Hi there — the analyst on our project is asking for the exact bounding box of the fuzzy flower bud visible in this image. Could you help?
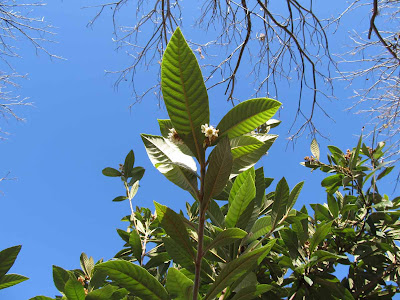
[168,128,184,145]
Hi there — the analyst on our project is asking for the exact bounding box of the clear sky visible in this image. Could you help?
[0,1,396,299]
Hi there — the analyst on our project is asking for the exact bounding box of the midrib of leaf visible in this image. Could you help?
[177,44,203,165]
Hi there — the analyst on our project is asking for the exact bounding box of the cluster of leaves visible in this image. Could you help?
[0,245,27,290]
[28,28,400,300]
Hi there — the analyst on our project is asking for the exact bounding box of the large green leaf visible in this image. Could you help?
[145,252,171,269]
[0,273,28,290]
[53,265,71,293]
[163,237,193,270]
[309,221,333,253]
[287,182,304,212]
[217,98,281,139]
[230,134,277,177]
[230,136,264,159]
[203,137,233,208]
[123,150,135,177]
[204,228,247,253]
[163,237,213,282]
[0,245,21,278]
[64,278,86,300]
[155,202,195,259]
[95,260,169,300]
[207,199,225,228]
[129,230,142,262]
[161,27,209,164]
[230,284,274,300]
[271,177,290,229]
[204,241,275,300]
[141,134,198,197]
[225,168,256,228]
[248,216,272,243]
[86,285,117,300]
[166,268,195,300]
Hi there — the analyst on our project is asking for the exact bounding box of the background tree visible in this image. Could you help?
[88,0,400,147]
[0,1,59,139]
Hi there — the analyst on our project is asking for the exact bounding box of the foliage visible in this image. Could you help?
[30,28,400,300]
[0,245,28,290]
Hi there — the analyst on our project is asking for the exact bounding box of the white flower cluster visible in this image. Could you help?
[201,124,219,141]
[168,128,184,145]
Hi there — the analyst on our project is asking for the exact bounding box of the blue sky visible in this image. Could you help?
[0,1,396,299]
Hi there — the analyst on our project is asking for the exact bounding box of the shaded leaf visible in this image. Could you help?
[102,168,121,177]
[0,245,21,278]
[204,241,275,300]
[155,202,195,259]
[204,228,247,253]
[310,221,333,253]
[112,196,128,202]
[231,284,274,300]
[271,178,290,228]
[129,230,142,262]
[203,137,233,207]
[0,273,28,290]
[123,150,135,177]
[52,265,71,293]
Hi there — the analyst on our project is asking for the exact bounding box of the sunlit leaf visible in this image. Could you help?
[141,134,198,197]
[230,134,277,177]
[217,98,281,139]
[166,268,195,300]
[161,27,209,164]
[64,278,86,300]
[0,273,28,290]
[96,260,169,300]
[310,138,320,160]
[226,168,256,228]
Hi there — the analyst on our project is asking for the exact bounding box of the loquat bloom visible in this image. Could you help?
[201,124,219,141]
